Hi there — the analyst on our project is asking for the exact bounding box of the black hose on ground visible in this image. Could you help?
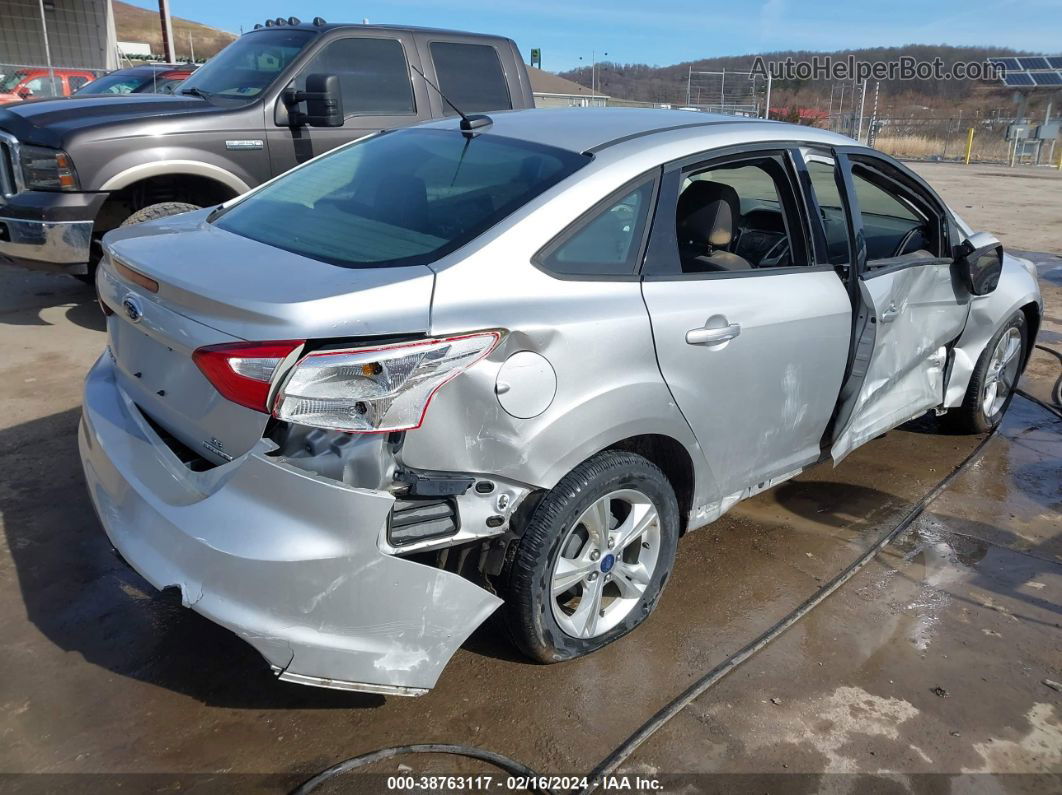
[1028,343,1062,412]
[293,389,1061,794]
[291,743,549,795]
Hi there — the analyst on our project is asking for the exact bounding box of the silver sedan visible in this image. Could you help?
[81,108,1042,695]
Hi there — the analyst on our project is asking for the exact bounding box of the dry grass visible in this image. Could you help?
[114,0,235,62]
[875,134,1013,163]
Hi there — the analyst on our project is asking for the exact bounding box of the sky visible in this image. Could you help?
[127,0,1062,72]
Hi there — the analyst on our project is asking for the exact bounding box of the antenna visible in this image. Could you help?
[409,63,492,134]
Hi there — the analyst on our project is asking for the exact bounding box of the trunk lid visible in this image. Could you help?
[99,210,435,465]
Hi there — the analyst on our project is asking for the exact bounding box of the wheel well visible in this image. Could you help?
[1020,302,1041,368]
[95,174,238,238]
[607,434,695,533]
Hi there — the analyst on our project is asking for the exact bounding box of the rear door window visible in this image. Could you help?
[430,42,512,113]
[298,37,414,116]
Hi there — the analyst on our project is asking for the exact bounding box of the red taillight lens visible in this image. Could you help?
[192,340,304,412]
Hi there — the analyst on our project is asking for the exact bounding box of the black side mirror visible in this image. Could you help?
[955,232,1003,296]
[283,73,343,127]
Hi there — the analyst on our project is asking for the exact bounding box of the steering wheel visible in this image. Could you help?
[759,236,791,267]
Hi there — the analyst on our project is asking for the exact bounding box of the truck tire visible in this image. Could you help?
[75,202,202,284]
[945,311,1027,434]
[120,201,201,227]
[502,450,679,664]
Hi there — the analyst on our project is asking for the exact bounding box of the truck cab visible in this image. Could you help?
[0,19,532,277]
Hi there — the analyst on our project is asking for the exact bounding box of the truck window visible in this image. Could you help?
[23,76,63,97]
[429,42,512,114]
[177,28,315,101]
[297,37,414,116]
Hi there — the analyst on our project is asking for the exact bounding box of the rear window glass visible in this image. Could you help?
[430,42,513,113]
[213,128,588,268]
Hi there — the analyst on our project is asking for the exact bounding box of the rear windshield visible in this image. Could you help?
[213,128,588,268]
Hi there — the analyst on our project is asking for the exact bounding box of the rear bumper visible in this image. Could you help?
[78,352,501,695]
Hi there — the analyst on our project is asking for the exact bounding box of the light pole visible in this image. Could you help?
[579,51,607,101]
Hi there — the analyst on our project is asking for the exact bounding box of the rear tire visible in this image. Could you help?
[946,311,1026,433]
[501,451,679,664]
[74,202,201,284]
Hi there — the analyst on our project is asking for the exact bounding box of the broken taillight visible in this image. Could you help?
[273,332,501,433]
[192,340,305,412]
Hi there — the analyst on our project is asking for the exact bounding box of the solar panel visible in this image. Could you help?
[1031,71,1062,86]
[1017,57,1050,70]
[1003,72,1035,87]
[1047,56,1062,69]
[990,57,1021,71]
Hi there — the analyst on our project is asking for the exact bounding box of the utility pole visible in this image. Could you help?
[857,80,868,143]
[686,64,692,106]
[159,0,176,63]
[36,0,56,87]
[764,73,772,120]
[868,81,879,147]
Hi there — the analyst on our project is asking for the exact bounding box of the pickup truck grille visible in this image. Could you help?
[0,132,20,197]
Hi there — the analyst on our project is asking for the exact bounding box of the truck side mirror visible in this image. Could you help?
[17,88,31,99]
[283,73,344,127]
[955,231,1003,296]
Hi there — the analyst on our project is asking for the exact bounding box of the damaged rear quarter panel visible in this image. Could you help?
[80,354,502,692]
[402,170,715,511]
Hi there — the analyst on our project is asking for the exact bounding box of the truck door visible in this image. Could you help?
[804,150,971,462]
[267,32,432,174]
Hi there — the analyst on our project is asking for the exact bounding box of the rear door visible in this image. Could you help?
[803,150,971,461]
[640,146,852,501]
[267,31,432,172]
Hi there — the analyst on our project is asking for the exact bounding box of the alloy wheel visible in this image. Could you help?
[550,489,662,639]
[982,327,1022,419]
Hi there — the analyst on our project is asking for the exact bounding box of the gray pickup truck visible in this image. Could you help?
[0,19,533,278]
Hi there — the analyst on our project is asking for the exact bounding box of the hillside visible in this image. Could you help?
[559,44,1039,116]
[114,0,236,62]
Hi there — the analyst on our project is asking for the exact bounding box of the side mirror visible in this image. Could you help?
[283,73,343,127]
[17,88,30,99]
[955,231,1003,296]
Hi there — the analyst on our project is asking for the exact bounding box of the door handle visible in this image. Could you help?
[686,323,741,346]
[880,304,899,323]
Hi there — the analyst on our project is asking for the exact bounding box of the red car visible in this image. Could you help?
[0,67,98,104]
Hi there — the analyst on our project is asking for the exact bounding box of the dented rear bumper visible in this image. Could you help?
[78,352,501,695]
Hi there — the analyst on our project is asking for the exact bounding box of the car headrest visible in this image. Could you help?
[677,180,741,248]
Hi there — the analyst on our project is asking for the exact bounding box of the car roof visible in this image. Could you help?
[420,107,858,155]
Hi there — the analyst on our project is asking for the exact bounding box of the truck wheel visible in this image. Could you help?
[75,202,201,284]
[502,451,679,663]
[120,201,201,227]
[946,311,1027,434]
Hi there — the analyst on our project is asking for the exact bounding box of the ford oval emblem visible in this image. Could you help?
[122,296,143,323]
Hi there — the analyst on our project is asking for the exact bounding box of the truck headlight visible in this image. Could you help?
[20,145,79,191]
